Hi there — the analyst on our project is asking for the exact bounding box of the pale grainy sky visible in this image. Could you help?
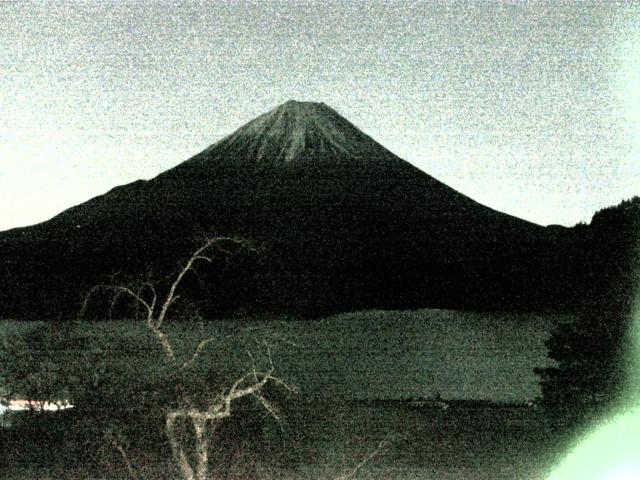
[1,0,639,230]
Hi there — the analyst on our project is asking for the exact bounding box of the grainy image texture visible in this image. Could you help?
[0,1,638,479]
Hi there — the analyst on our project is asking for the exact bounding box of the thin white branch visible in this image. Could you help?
[108,289,126,320]
[264,331,300,348]
[180,336,218,370]
[168,369,278,425]
[109,434,137,480]
[268,375,299,394]
[192,255,214,264]
[157,237,242,328]
[144,281,158,317]
[81,284,153,320]
[252,392,280,421]
[335,439,388,480]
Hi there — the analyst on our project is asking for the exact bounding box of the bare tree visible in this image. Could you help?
[81,237,296,480]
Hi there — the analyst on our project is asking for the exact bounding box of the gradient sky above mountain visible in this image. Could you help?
[1,1,639,230]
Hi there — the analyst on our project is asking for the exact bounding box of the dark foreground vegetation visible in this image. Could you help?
[535,197,640,429]
[2,397,569,480]
[0,310,560,480]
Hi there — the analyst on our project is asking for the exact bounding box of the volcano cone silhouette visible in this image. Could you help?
[0,101,558,319]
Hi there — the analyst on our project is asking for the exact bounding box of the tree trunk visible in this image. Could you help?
[148,320,175,360]
[166,413,196,480]
[193,416,210,480]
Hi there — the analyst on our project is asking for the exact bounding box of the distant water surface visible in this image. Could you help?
[267,309,565,402]
[0,309,565,403]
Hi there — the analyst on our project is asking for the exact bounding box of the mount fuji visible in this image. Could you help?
[0,101,566,319]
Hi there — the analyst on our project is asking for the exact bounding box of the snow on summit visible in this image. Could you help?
[209,100,397,167]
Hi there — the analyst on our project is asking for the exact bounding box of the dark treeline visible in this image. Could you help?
[536,196,640,428]
[0,195,636,321]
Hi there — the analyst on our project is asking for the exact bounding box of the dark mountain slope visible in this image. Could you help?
[1,101,571,319]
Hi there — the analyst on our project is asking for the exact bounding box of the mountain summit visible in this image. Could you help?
[207,100,386,165]
[180,100,407,173]
[229,101,351,157]
[0,101,561,319]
